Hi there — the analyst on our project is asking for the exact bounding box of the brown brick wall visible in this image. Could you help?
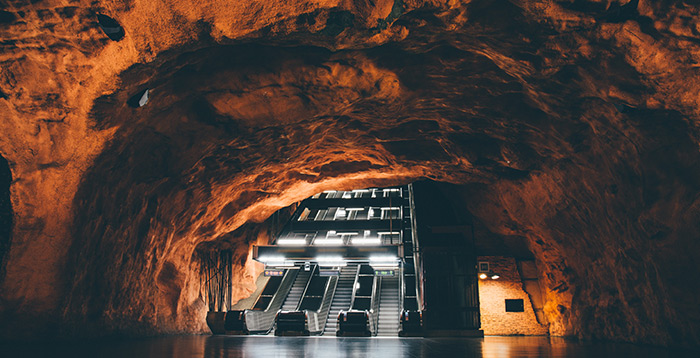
[477,256,548,335]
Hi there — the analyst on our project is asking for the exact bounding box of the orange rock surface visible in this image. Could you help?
[1,0,700,347]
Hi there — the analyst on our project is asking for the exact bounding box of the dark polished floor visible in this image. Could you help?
[2,335,698,357]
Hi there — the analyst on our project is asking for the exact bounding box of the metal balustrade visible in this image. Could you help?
[245,268,299,334]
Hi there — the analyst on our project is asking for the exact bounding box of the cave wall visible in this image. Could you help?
[462,107,700,344]
[0,0,699,347]
[0,155,11,283]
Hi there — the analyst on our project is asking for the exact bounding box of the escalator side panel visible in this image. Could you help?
[245,268,300,333]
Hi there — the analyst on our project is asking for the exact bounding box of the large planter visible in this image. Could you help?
[206,311,227,334]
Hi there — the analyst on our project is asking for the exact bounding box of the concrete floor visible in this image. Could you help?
[2,335,698,357]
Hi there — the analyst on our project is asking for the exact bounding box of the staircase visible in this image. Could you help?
[280,267,314,311]
[322,264,358,336]
[376,275,400,336]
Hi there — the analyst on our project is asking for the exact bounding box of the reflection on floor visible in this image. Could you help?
[2,335,698,358]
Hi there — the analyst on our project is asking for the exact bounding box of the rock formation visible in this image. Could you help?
[1,0,699,347]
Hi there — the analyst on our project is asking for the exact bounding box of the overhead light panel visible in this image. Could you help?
[276,238,307,246]
[316,256,346,267]
[258,255,293,267]
[369,255,399,267]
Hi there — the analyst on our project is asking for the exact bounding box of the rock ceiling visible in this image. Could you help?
[1,0,700,347]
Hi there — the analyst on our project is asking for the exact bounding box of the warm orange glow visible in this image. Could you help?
[1,0,698,344]
[478,256,547,336]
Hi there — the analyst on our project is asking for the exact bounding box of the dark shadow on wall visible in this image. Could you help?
[0,154,12,282]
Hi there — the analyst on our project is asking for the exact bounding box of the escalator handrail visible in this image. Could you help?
[349,264,363,309]
[296,264,318,310]
[400,264,405,318]
[307,274,338,334]
[312,270,335,313]
[321,263,359,335]
[266,268,299,313]
[369,275,382,336]
[244,267,299,334]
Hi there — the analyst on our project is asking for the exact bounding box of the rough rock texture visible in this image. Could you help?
[1,0,700,347]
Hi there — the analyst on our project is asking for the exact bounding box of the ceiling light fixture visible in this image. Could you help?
[276,238,307,246]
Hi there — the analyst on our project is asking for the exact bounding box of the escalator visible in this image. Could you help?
[272,265,315,335]
[337,264,375,336]
[299,271,337,334]
[280,266,314,311]
[322,263,359,336]
[244,268,299,334]
[376,275,400,336]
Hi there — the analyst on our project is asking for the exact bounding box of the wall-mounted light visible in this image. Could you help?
[479,271,500,280]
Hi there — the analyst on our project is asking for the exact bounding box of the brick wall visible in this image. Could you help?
[477,256,548,335]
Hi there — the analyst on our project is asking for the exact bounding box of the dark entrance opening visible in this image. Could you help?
[412,180,481,335]
[0,154,12,281]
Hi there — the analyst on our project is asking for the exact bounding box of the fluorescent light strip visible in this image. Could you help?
[276,239,307,246]
[369,255,398,261]
[316,256,347,267]
[259,255,285,262]
[258,256,294,266]
[369,255,399,265]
